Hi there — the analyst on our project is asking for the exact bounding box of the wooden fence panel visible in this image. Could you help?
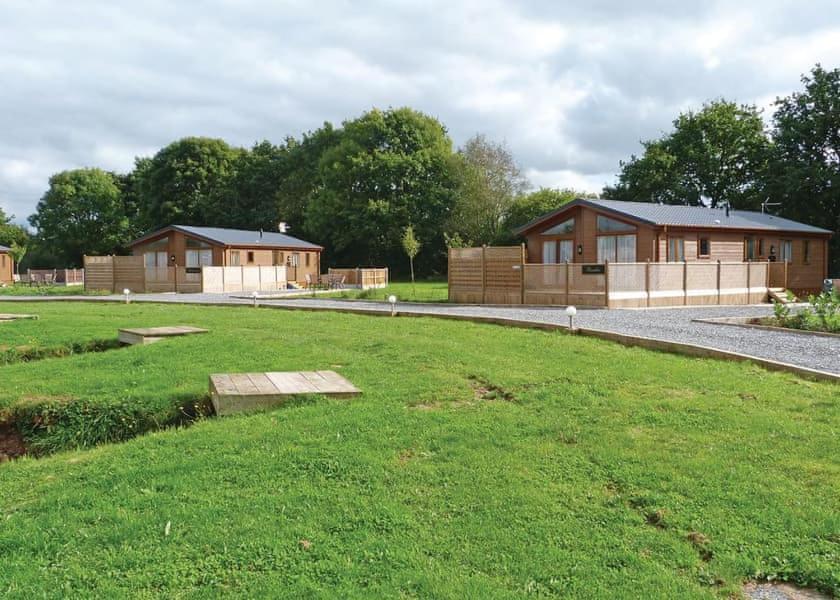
[83,256,114,291]
[484,246,522,304]
[448,248,484,303]
[568,264,607,307]
[685,262,718,305]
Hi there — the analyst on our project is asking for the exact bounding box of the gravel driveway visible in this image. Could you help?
[3,294,838,375]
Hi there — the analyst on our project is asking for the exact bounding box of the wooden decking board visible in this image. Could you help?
[0,314,38,321]
[210,370,361,416]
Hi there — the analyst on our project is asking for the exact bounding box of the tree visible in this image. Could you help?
[769,65,840,273]
[137,137,242,230]
[7,242,26,276]
[305,107,458,275]
[401,225,421,291]
[28,169,131,266]
[449,134,529,245]
[0,206,28,248]
[605,100,771,209]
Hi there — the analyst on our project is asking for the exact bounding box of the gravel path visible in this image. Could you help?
[2,294,838,375]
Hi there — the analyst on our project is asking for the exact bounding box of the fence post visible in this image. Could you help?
[784,259,789,290]
[716,260,722,304]
[604,260,610,308]
[565,261,570,306]
[683,260,688,305]
[746,260,751,304]
[481,245,487,305]
[520,243,525,305]
[447,249,452,302]
[645,260,651,308]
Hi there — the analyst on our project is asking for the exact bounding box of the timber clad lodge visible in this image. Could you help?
[515,199,831,293]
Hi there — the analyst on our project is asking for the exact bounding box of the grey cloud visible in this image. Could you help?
[1,0,838,222]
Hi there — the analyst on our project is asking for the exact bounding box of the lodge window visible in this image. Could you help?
[230,251,241,266]
[597,234,636,263]
[744,237,756,261]
[144,251,167,268]
[273,250,284,265]
[780,240,792,262]
[305,253,310,267]
[541,218,575,235]
[803,240,810,264]
[698,237,710,257]
[247,251,255,264]
[668,237,685,262]
[597,215,635,232]
[758,239,764,256]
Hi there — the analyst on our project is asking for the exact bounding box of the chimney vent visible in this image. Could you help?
[278,222,288,233]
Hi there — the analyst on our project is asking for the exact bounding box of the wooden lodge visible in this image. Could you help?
[0,245,12,284]
[515,199,832,294]
[128,225,322,284]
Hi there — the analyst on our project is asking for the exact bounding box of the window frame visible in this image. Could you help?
[744,237,756,261]
[803,240,810,264]
[246,251,255,264]
[596,214,637,233]
[597,234,636,263]
[668,237,685,262]
[230,250,241,266]
[698,237,710,258]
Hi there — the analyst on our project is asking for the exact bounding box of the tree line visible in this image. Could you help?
[2,64,838,275]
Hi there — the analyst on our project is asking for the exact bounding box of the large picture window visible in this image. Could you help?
[597,234,636,263]
[542,241,557,263]
[780,240,792,262]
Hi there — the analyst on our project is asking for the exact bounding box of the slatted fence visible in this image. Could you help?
[448,246,772,308]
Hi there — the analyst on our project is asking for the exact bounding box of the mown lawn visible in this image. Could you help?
[321,279,449,302]
[0,284,108,296]
[0,302,838,598]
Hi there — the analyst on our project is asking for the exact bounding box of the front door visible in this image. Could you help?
[287,253,299,282]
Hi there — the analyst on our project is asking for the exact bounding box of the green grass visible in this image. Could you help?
[0,302,838,598]
[0,284,108,296]
[319,279,449,302]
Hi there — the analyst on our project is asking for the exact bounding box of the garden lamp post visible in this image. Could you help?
[252,290,259,308]
[388,294,397,316]
[123,288,131,305]
[565,305,577,331]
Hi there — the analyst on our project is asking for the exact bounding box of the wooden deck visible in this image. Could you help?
[210,370,361,416]
[118,325,208,345]
[0,313,38,321]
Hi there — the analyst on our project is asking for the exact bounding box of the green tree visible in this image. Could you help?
[0,206,29,248]
[449,134,529,245]
[605,100,771,208]
[8,242,26,276]
[769,65,840,274]
[401,225,421,290]
[137,137,242,230]
[28,169,130,266]
[305,107,458,274]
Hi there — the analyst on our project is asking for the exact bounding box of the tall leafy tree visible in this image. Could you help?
[449,134,529,245]
[28,168,131,266]
[0,206,29,248]
[605,100,770,208]
[305,107,458,273]
[769,64,840,273]
[137,137,242,230]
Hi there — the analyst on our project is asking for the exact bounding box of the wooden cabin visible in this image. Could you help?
[128,225,323,284]
[515,199,833,294]
[0,245,13,284]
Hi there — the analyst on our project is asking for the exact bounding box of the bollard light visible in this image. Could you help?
[123,288,131,305]
[565,305,577,330]
[252,290,259,308]
[388,294,397,316]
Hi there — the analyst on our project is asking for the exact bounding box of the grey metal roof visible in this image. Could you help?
[131,225,322,250]
[517,198,833,235]
[0,245,9,252]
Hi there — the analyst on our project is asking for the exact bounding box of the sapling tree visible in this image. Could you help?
[401,225,421,294]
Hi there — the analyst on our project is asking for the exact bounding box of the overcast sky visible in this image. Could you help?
[2,1,839,225]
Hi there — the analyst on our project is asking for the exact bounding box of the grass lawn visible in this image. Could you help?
[0,284,108,296]
[0,302,838,598]
[320,279,449,303]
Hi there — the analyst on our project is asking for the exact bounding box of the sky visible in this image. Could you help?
[1,0,839,225]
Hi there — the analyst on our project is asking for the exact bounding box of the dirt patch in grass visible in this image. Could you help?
[0,422,26,461]
[410,376,517,410]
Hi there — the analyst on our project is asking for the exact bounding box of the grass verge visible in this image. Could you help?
[0,301,837,597]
